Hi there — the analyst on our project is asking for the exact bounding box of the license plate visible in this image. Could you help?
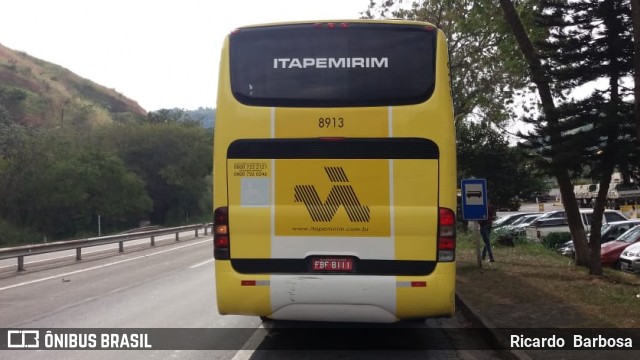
[312,257,353,272]
[621,262,629,269]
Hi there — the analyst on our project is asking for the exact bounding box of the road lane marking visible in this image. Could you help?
[232,350,254,360]
[231,324,267,360]
[0,239,212,292]
[190,259,214,269]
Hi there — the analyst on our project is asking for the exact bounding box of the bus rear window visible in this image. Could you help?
[229,23,437,107]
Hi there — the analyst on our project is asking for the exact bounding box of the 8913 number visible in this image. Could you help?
[318,117,344,128]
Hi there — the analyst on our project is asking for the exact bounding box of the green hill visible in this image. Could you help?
[0,42,146,127]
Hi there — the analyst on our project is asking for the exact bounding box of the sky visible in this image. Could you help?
[1,0,373,112]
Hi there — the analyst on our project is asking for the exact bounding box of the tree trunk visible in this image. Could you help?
[498,0,590,266]
[558,173,589,266]
[587,149,616,276]
[588,178,609,276]
[586,0,626,275]
[631,0,640,144]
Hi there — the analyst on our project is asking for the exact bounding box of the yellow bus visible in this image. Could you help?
[213,20,456,323]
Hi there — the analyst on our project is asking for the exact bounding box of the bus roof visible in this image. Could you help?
[231,19,439,33]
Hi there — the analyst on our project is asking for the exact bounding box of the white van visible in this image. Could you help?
[525,208,628,241]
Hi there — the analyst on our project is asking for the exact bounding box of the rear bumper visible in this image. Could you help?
[619,258,640,273]
[215,260,455,322]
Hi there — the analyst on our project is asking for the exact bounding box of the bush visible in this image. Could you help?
[0,219,42,248]
[542,232,572,249]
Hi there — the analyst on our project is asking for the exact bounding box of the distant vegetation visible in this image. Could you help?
[188,107,215,128]
[0,110,213,247]
[0,44,213,247]
[147,107,215,128]
[0,43,146,127]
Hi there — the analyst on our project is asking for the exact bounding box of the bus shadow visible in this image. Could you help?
[249,320,454,351]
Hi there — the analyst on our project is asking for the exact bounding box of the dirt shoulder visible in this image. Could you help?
[455,232,640,359]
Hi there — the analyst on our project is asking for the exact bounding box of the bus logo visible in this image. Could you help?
[7,330,39,348]
[294,167,370,223]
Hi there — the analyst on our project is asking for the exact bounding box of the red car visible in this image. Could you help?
[600,225,640,268]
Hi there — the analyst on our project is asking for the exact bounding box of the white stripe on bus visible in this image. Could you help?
[388,107,396,248]
[271,236,394,259]
[269,274,397,322]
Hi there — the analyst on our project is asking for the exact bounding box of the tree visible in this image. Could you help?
[363,0,554,211]
[0,130,151,239]
[632,0,640,142]
[363,0,534,126]
[499,0,590,267]
[0,105,11,126]
[147,108,200,126]
[96,123,212,225]
[77,149,153,229]
[539,0,634,274]
[500,0,636,274]
[0,87,27,123]
[457,120,549,208]
[0,119,36,228]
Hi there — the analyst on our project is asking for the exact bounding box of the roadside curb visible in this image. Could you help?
[456,293,533,360]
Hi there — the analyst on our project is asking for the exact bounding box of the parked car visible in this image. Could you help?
[619,241,640,274]
[600,225,640,268]
[523,210,569,239]
[526,209,628,241]
[557,220,640,258]
[528,210,566,224]
[496,214,543,245]
[493,212,538,230]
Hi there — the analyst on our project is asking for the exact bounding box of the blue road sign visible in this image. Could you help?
[461,178,488,221]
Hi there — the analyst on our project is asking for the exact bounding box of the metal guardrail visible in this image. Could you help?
[0,223,212,271]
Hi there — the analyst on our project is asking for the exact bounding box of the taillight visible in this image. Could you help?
[214,206,230,260]
[438,208,456,262]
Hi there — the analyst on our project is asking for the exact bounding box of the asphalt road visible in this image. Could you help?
[0,234,496,360]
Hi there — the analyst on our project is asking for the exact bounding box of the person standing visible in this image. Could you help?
[479,202,496,262]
